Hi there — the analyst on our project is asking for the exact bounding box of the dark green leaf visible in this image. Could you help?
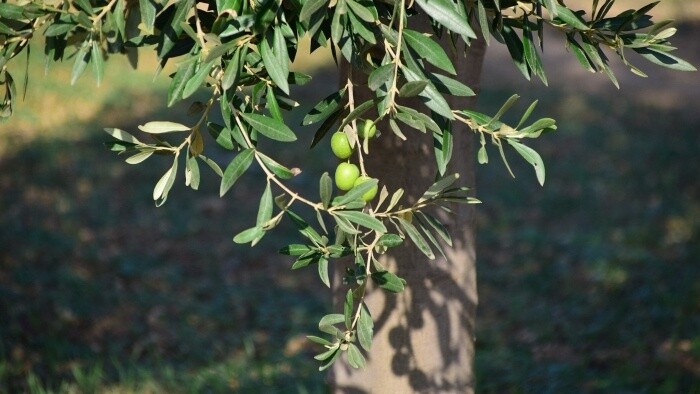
[257,152,296,179]
[414,0,476,38]
[320,172,333,208]
[371,271,405,293]
[318,257,330,287]
[554,4,589,30]
[280,244,312,255]
[507,139,545,186]
[70,41,90,85]
[403,29,456,74]
[256,182,273,226]
[219,148,254,196]
[168,59,197,106]
[368,63,394,91]
[335,211,387,233]
[397,217,434,259]
[399,80,428,97]
[401,66,453,119]
[300,0,328,25]
[357,303,373,351]
[261,33,289,94]
[303,88,346,125]
[633,47,697,72]
[334,178,378,206]
[239,112,297,142]
[344,289,353,329]
[183,59,215,99]
[378,233,403,248]
[428,73,475,97]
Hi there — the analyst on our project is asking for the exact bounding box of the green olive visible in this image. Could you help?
[335,162,360,191]
[353,175,378,202]
[330,132,353,159]
[359,119,377,139]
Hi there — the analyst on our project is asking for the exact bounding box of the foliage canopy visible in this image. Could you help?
[0,0,694,370]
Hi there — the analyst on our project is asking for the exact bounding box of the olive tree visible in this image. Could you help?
[0,0,694,391]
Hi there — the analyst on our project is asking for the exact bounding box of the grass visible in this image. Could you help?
[1,20,699,394]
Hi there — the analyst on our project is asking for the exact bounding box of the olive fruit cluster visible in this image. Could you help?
[331,120,379,202]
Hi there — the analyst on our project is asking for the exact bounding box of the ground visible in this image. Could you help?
[0,9,698,394]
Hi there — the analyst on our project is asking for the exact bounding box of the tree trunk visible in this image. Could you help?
[330,28,487,394]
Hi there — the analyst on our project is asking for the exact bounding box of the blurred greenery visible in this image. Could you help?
[1,18,699,394]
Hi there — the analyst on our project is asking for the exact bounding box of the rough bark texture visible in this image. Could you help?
[330,28,487,394]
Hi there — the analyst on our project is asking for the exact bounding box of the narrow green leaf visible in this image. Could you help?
[300,0,328,25]
[368,63,394,91]
[138,0,157,34]
[422,173,459,199]
[401,66,453,120]
[199,154,224,177]
[257,152,296,179]
[370,270,405,293]
[70,41,90,85]
[233,226,265,244]
[318,257,330,287]
[378,233,403,248]
[334,178,378,206]
[357,303,373,351]
[125,150,154,164]
[554,4,589,30]
[287,210,324,245]
[347,343,366,369]
[280,244,312,255]
[307,335,334,347]
[303,88,346,125]
[397,217,434,259]
[516,100,538,129]
[344,289,353,329]
[428,73,475,97]
[320,172,333,208]
[239,112,297,142]
[520,118,556,135]
[104,128,141,144]
[414,0,476,38]
[256,183,273,226]
[403,29,456,74]
[335,211,387,233]
[633,47,697,72]
[168,59,197,107]
[90,41,104,87]
[138,121,190,134]
[416,212,452,246]
[399,80,428,97]
[334,214,361,235]
[153,158,178,205]
[221,48,242,91]
[183,59,215,99]
[219,148,254,197]
[186,155,200,190]
[346,0,375,23]
[261,32,289,94]
[507,139,546,186]
[266,86,284,122]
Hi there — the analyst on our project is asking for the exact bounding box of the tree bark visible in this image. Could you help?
[330,28,487,394]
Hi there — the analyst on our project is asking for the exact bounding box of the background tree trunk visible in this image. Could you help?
[330,28,487,394]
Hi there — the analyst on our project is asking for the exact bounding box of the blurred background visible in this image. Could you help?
[1,1,698,392]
